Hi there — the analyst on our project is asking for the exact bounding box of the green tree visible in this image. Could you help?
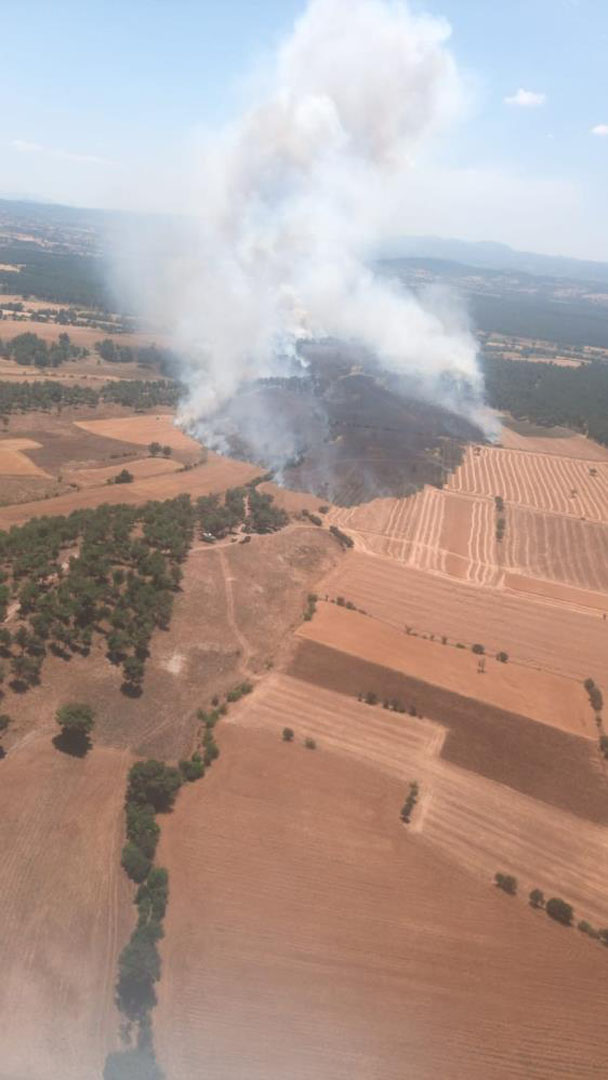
[282,727,295,742]
[126,760,182,812]
[148,442,162,457]
[529,888,545,909]
[121,841,152,884]
[161,445,172,458]
[495,872,518,896]
[56,702,95,737]
[545,897,574,926]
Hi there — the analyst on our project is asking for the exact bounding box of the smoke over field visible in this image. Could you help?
[113,0,490,480]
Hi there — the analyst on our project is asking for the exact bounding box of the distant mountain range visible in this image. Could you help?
[379,236,608,286]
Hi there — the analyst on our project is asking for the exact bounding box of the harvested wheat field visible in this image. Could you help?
[229,674,608,922]
[502,505,608,595]
[448,444,608,522]
[0,452,260,529]
[297,603,592,735]
[0,739,132,1079]
[75,414,201,453]
[499,422,608,461]
[329,487,504,587]
[64,454,182,488]
[155,723,608,1080]
[0,436,50,477]
[320,551,608,681]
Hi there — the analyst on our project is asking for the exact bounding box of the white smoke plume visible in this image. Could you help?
[113,0,490,436]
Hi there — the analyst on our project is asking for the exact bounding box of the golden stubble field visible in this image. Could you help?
[155,723,608,1080]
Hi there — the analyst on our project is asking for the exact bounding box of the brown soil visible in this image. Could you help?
[0,317,167,350]
[0,738,132,1079]
[289,638,608,824]
[499,423,608,460]
[155,724,608,1080]
[64,455,182,488]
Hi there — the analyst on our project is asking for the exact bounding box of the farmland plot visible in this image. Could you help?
[448,444,608,522]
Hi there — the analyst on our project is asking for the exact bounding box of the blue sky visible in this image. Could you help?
[1,0,606,258]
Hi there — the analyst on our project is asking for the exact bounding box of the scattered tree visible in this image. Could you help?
[494,872,518,895]
[529,888,545,909]
[545,897,574,926]
[282,727,295,742]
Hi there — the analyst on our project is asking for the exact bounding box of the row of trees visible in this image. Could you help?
[106,684,242,1078]
[0,331,87,368]
[493,872,608,938]
[0,378,179,416]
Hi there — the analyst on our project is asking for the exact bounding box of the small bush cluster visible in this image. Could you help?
[400,781,419,824]
[226,680,253,703]
[495,872,518,895]
[302,509,323,526]
[329,525,354,549]
[584,677,603,714]
[303,593,317,621]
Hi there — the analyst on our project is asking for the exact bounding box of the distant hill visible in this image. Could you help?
[380,236,608,286]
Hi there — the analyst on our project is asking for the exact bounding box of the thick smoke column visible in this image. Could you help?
[116,0,488,436]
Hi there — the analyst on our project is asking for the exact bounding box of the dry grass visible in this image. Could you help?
[75,414,201,453]
[0,437,50,477]
[64,455,182,488]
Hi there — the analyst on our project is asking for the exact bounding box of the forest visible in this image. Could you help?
[482,354,608,446]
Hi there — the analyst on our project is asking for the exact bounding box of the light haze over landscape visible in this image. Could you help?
[2,0,607,259]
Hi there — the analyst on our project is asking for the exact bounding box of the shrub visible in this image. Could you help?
[226,680,253,702]
[116,923,162,1021]
[148,442,162,457]
[529,888,545,909]
[114,468,134,484]
[0,713,11,734]
[126,803,160,860]
[495,872,517,895]
[471,643,485,655]
[126,760,182,812]
[304,737,317,750]
[496,651,509,663]
[577,920,599,938]
[179,753,205,782]
[545,897,574,926]
[136,867,169,925]
[400,780,419,824]
[282,727,295,742]
[121,841,152,884]
[600,735,608,758]
[365,691,378,706]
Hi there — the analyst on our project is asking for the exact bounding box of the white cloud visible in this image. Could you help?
[591,124,608,136]
[11,138,113,166]
[504,88,547,108]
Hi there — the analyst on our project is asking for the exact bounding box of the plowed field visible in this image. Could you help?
[155,724,608,1080]
[0,739,131,1079]
[0,437,50,477]
[65,455,181,487]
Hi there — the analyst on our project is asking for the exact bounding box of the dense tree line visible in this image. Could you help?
[94,340,180,374]
[0,331,87,368]
[482,353,608,446]
[0,378,179,415]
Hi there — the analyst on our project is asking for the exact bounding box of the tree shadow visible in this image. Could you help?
[52,731,92,758]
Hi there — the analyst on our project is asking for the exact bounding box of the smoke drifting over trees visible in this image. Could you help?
[113,0,490,456]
